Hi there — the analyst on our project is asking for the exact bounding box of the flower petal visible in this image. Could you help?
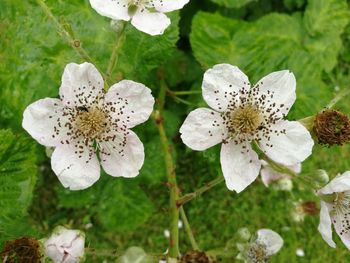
[99,130,144,178]
[180,108,227,151]
[318,201,336,248]
[332,213,350,250]
[51,144,100,190]
[89,0,130,21]
[220,141,261,193]
[104,80,154,128]
[252,70,296,117]
[258,120,314,166]
[152,0,189,12]
[60,62,104,107]
[257,229,284,255]
[318,171,350,195]
[131,9,170,35]
[22,98,65,147]
[202,64,250,112]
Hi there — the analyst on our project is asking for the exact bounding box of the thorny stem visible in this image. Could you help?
[155,77,180,261]
[36,0,109,85]
[176,176,224,207]
[180,207,200,250]
[106,22,127,80]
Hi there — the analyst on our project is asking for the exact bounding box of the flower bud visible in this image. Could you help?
[43,226,85,263]
[314,169,330,186]
[110,20,125,34]
[236,227,251,242]
[0,236,42,263]
[313,109,350,146]
[180,250,215,263]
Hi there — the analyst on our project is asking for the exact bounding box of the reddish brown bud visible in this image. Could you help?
[313,109,350,146]
[1,236,42,263]
[301,201,319,216]
[180,250,216,263]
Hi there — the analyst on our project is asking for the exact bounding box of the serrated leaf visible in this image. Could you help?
[304,0,349,36]
[210,0,257,8]
[97,180,154,233]
[0,130,37,246]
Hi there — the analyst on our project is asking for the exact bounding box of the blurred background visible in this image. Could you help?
[1,0,350,262]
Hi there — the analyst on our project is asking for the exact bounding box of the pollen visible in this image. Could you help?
[230,105,263,135]
[75,107,108,139]
[248,242,269,263]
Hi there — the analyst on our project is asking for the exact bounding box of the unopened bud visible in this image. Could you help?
[313,109,350,146]
[275,178,293,191]
[314,169,329,186]
[110,20,126,34]
[236,227,251,242]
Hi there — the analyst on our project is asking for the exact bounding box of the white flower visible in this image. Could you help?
[317,171,350,249]
[238,229,283,263]
[23,62,154,190]
[89,0,189,36]
[180,64,314,193]
[260,160,301,187]
[44,226,85,263]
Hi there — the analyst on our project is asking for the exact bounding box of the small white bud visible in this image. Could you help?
[275,178,293,191]
[44,226,85,263]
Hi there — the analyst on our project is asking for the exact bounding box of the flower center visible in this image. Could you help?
[230,105,263,135]
[248,242,269,263]
[75,107,108,139]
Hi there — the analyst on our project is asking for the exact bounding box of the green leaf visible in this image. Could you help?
[117,247,154,263]
[0,130,37,246]
[210,0,257,8]
[96,180,154,233]
[117,12,180,84]
[190,8,349,117]
[304,0,349,36]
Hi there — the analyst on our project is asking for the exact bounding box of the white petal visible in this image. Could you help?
[51,144,100,190]
[104,80,154,128]
[180,108,227,151]
[257,229,284,255]
[260,166,285,187]
[332,213,350,250]
[318,201,336,248]
[258,120,314,166]
[22,98,65,147]
[318,171,350,195]
[131,9,171,35]
[252,70,296,117]
[260,162,300,187]
[99,130,144,178]
[202,64,250,112]
[152,0,189,12]
[60,62,104,107]
[89,0,130,21]
[220,141,261,193]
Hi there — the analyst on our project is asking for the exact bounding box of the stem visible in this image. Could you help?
[176,176,224,207]
[155,77,180,261]
[106,22,127,79]
[180,207,199,250]
[36,0,108,82]
[326,88,350,109]
[168,90,202,96]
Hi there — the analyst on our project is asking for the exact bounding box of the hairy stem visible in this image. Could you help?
[180,207,200,250]
[326,88,350,109]
[36,0,108,83]
[176,176,224,207]
[106,22,127,79]
[155,77,180,261]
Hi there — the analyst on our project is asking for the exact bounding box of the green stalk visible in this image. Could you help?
[176,176,224,207]
[155,77,180,261]
[180,207,199,251]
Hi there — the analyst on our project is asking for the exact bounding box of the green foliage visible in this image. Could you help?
[0,130,37,246]
[190,0,349,117]
[210,0,257,8]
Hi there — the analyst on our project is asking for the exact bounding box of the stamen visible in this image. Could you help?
[247,242,269,263]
